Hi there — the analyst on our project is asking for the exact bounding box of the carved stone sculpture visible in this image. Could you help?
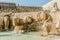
[3,15,10,31]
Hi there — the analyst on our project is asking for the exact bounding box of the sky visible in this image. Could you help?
[0,0,51,6]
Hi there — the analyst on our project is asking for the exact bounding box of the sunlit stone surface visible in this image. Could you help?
[0,0,60,40]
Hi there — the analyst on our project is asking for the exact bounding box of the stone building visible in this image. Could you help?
[0,2,16,9]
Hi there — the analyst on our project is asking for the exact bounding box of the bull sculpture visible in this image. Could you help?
[24,16,35,32]
[12,17,24,34]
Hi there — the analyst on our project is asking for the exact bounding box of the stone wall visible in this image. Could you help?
[14,12,39,20]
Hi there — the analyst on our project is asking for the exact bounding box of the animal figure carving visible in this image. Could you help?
[37,12,52,23]
[24,16,35,32]
[37,12,47,22]
[13,17,20,27]
[37,12,54,36]
[13,17,24,26]
[24,16,34,24]
[12,17,25,34]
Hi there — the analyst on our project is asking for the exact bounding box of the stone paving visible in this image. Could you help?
[0,32,60,40]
